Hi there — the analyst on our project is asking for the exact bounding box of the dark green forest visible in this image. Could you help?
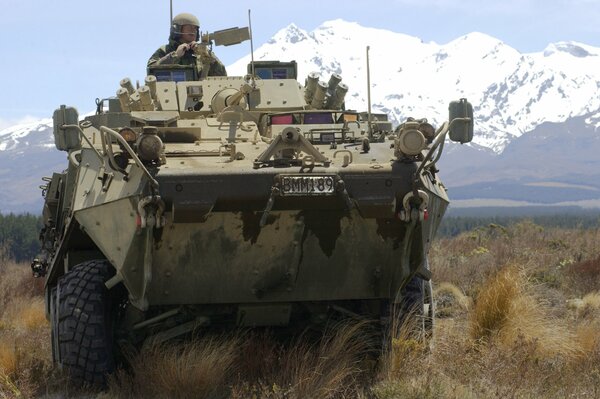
[437,213,600,236]
[1,210,600,263]
[0,213,43,263]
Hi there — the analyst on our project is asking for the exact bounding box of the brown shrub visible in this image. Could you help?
[434,282,472,318]
[566,256,600,295]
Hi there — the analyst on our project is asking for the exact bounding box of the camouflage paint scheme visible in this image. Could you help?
[39,62,471,335]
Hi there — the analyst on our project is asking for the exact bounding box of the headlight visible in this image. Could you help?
[136,134,163,161]
[397,121,426,156]
[119,127,137,143]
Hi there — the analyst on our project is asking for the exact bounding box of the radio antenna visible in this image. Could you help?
[248,9,256,88]
[169,0,173,27]
[366,46,373,138]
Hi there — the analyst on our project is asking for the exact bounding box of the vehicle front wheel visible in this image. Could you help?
[52,259,122,387]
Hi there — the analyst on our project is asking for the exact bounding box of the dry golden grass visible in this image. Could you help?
[469,265,521,340]
[575,320,600,355]
[104,321,374,399]
[105,337,239,399]
[5,298,48,332]
[468,264,579,359]
[4,220,600,398]
[259,321,370,398]
[228,320,374,398]
[372,221,600,399]
[0,340,18,376]
[434,282,472,317]
[0,261,54,399]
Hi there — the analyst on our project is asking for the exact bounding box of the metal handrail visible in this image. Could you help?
[99,126,159,189]
[415,117,471,177]
[414,121,448,178]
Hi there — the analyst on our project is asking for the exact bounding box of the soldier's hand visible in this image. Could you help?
[175,43,190,58]
[192,42,210,58]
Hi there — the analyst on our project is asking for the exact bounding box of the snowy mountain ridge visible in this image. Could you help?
[229,19,600,153]
[0,118,53,152]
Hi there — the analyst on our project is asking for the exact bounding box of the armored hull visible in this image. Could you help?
[35,63,471,386]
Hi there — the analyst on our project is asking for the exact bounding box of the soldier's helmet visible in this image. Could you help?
[170,13,200,41]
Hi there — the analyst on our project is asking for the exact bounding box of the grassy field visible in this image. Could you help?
[2,220,600,398]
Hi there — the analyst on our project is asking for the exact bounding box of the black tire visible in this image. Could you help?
[52,260,120,387]
[403,276,434,334]
[390,276,435,341]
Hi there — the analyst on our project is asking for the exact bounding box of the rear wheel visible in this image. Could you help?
[52,259,122,387]
[381,275,435,353]
[398,276,435,339]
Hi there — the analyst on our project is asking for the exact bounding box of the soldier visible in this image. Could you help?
[148,13,227,78]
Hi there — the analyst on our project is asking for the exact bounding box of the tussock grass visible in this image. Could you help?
[434,282,472,317]
[4,220,600,398]
[0,261,53,398]
[106,337,239,399]
[575,321,600,355]
[470,265,579,359]
[269,321,370,398]
[105,321,374,399]
[230,320,373,398]
[469,266,521,340]
[5,297,48,332]
[0,340,18,376]
[578,292,600,319]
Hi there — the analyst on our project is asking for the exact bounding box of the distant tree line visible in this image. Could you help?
[0,213,43,263]
[438,213,600,237]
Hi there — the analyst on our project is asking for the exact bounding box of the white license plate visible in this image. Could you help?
[280,175,336,196]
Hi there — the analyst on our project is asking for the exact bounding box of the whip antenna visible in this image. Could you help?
[169,0,173,27]
[366,46,373,138]
[248,9,256,88]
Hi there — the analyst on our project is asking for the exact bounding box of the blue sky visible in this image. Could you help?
[1,0,600,129]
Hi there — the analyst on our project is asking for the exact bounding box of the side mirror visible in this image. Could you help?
[52,105,81,151]
[448,98,473,144]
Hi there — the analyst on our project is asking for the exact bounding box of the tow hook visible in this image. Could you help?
[137,195,166,228]
[397,190,429,222]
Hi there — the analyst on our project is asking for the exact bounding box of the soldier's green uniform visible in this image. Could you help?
[147,40,227,78]
[147,12,227,78]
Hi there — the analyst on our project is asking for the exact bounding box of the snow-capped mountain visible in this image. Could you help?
[0,119,64,214]
[2,19,600,213]
[230,20,600,154]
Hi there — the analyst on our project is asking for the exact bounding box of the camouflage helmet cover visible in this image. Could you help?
[170,13,200,40]
[172,13,200,27]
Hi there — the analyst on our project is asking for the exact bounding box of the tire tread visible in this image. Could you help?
[56,260,115,387]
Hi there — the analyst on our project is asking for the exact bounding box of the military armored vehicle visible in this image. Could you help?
[33,40,473,385]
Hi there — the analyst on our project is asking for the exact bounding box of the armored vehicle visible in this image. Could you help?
[33,45,473,385]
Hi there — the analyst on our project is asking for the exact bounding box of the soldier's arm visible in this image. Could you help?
[148,46,179,66]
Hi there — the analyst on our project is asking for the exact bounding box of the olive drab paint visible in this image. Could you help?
[34,35,473,386]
